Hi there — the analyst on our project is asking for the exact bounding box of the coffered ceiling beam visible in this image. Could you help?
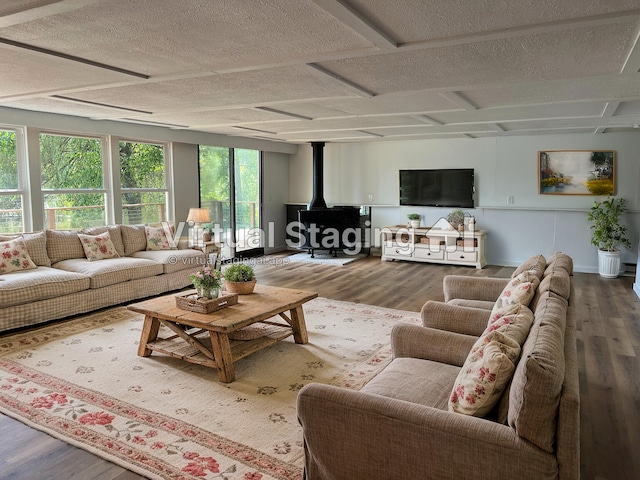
[0,37,149,79]
[412,114,444,126]
[254,106,313,121]
[621,21,640,73]
[601,101,621,117]
[310,0,397,50]
[440,91,478,111]
[307,63,375,98]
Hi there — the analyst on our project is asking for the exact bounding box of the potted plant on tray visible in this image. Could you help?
[223,263,257,294]
[190,265,223,299]
[588,197,632,278]
[446,209,466,232]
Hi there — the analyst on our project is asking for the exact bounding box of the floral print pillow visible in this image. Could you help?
[77,231,121,261]
[0,238,37,274]
[449,304,534,417]
[145,225,175,251]
[491,270,540,317]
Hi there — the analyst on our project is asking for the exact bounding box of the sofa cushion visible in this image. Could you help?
[81,225,125,257]
[0,237,37,274]
[361,357,458,410]
[545,252,573,276]
[78,231,121,261]
[145,225,175,250]
[0,266,90,308]
[53,257,163,289]
[121,224,147,255]
[508,295,567,453]
[46,230,85,264]
[491,270,540,317]
[538,268,571,301]
[447,298,495,310]
[130,248,205,274]
[512,254,546,281]
[0,231,51,267]
[449,304,534,417]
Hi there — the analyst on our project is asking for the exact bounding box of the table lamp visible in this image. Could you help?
[186,207,210,247]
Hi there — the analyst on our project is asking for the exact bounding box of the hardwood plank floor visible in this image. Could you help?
[1,254,638,479]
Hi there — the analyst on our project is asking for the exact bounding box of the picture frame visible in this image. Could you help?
[538,150,615,196]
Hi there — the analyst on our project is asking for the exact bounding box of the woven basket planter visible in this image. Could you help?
[224,278,257,295]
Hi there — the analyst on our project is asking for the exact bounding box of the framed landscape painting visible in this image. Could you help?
[539,150,615,195]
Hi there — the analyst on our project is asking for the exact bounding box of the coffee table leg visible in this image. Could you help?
[209,332,235,383]
[138,315,160,357]
[290,306,309,344]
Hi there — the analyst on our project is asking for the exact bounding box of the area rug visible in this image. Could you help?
[0,297,420,480]
[285,252,365,266]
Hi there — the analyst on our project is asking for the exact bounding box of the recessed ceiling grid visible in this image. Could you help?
[0,0,640,143]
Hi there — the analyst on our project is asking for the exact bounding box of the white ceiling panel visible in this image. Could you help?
[345,0,640,43]
[432,102,608,125]
[0,0,373,76]
[1,1,640,142]
[0,44,134,98]
[66,65,359,112]
[315,22,637,95]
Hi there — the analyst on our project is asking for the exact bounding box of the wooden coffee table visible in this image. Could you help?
[128,284,318,382]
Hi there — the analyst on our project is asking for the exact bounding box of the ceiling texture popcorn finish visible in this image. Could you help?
[1,0,640,144]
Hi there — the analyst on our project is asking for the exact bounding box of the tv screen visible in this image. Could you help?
[399,169,474,207]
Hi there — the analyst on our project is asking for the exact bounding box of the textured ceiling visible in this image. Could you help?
[1,0,640,144]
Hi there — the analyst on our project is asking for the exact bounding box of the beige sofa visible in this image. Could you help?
[0,225,206,332]
[297,253,578,480]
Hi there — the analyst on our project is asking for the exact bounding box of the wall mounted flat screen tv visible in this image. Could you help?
[399,169,474,207]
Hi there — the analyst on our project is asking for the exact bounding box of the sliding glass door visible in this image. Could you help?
[199,146,262,259]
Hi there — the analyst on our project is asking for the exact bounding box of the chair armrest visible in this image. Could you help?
[421,300,490,337]
[391,323,476,367]
[443,275,509,303]
[297,384,557,480]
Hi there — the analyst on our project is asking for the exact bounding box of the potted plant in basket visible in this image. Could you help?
[190,265,223,299]
[588,197,632,278]
[407,213,421,228]
[223,263,257,294]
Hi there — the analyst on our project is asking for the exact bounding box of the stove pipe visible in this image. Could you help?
[309,142,327,209]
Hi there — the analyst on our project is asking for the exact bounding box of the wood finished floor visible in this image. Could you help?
[1,254,639,480]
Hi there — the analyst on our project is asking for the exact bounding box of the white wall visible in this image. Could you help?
[289,133,640,272]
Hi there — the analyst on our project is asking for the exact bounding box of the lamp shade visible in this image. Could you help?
[186,208,210,224]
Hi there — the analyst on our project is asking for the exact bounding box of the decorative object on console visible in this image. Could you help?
[223,263,256,294]
[407,213,421,228]
[186,207,211,247]
[189,264,222,299]
[446,209,465,230]
[587,196,631,278]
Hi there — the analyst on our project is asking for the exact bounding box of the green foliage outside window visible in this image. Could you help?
[0,130,22,232]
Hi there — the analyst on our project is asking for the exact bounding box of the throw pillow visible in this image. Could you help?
[145,225,174,251]
[121,224,148,255]
[491,270,540,317]
[0,231,50,267]
[77,231,121,261]
[511,254,546,281]
[449,304,534,417]
[0,238,37,274]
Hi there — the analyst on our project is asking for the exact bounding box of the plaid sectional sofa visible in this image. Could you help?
[0,225,206,332]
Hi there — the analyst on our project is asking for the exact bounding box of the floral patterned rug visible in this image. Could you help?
[0,297,419,480]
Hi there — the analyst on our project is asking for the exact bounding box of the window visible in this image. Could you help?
[40,133,105,229]
[199,146,261,258]
[0,129,23,233]
[119,141,167,225]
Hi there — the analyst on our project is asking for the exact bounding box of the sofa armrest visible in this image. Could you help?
[443,275,509,303]
[391,323,476,367]
[297,384,557,480]
[421,300,490,337]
